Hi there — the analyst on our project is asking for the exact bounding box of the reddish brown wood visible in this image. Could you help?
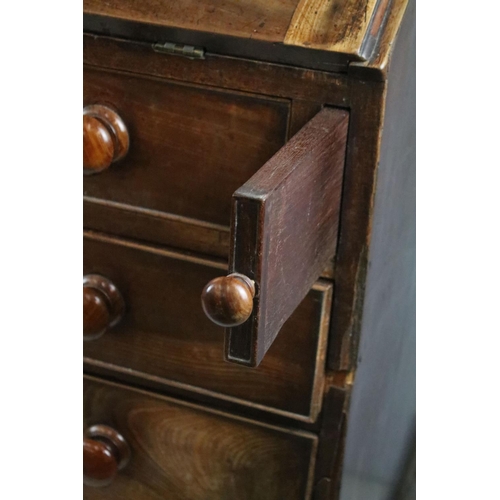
[80,35,394,373]
[83,36,344,280]
[223,108,348,366]
[201,273,255,327]
[83,0,394,71]
[84,424,131,488]
[84,0,301,44]
[83,231,332,422]
[83,105,129,174]
[84,287,111,339]
[84,438,118,486]
[83,67,289,226]
[83,115,114,173]
[84,375,318,499]
[82,34,350,103]
[327,81,385,371]
[83,274,125,340]
[80,1,415,497]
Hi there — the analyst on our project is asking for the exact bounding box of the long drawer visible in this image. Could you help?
[84,376,318,500]
[83,65,289,231]
[83,231,332,422]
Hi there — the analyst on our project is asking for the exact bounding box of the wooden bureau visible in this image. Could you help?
[83,1,416,499]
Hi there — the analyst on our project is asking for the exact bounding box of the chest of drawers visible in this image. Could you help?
[83,1,415,498]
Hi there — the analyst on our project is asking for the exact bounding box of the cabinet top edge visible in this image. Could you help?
[83,0,409,76]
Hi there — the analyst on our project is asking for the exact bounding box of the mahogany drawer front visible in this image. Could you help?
[84,376,317,500]
[83,66,289,227]
[83,232,332,422]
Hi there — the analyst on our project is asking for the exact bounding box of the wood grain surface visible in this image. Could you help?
[83,115,115,173]
[82,33,391,375]
[327,80,386,371]
[284,0,380,57]
[84,66,289,227]
[83,375,318,500]
[80,3,415,497]
[83,0,301,43]
[82,33,350,104]
[83,35,346,272]
[83,104,130,174]
[83,0,393,62]
[226,108,348,366]
[201,274,256,327]
[83,231,332,422]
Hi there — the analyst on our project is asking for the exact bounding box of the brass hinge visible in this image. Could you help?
[152,42,205,60]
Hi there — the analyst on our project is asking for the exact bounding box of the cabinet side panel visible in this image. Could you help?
[340,1,415,498]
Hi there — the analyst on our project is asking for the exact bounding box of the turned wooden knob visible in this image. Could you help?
[83,274,125,341]
[201,273,255,327]
[83,425,131,487]
[83,104,129,174]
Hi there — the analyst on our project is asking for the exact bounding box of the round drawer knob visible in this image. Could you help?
[83,104,129,174]
[83,274,125,341]
[201,273,255,327]
[83,425,131,487]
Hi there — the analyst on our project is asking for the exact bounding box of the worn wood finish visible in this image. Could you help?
[84,13,349,73]
[80,3,415,499]
[84,197,231,261]
[289,100,323,138]
[84,375,318,500]
[349,0,410,80]
[82,34,350,104]
[83,197,335,279]
[83,105,129,174]
[84,0,300,43]
[339,1,415,498]
[83,35,342,279]
[82,21,408,372]
[327,80,385,371]
[81,29,404,373]
[83,0,392,65]
[84,66,289,227]
[284,0,382,58]
[223,108,348,366]
[83,231,332,422]
[81,37,381,372]
[327,5,411,374]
